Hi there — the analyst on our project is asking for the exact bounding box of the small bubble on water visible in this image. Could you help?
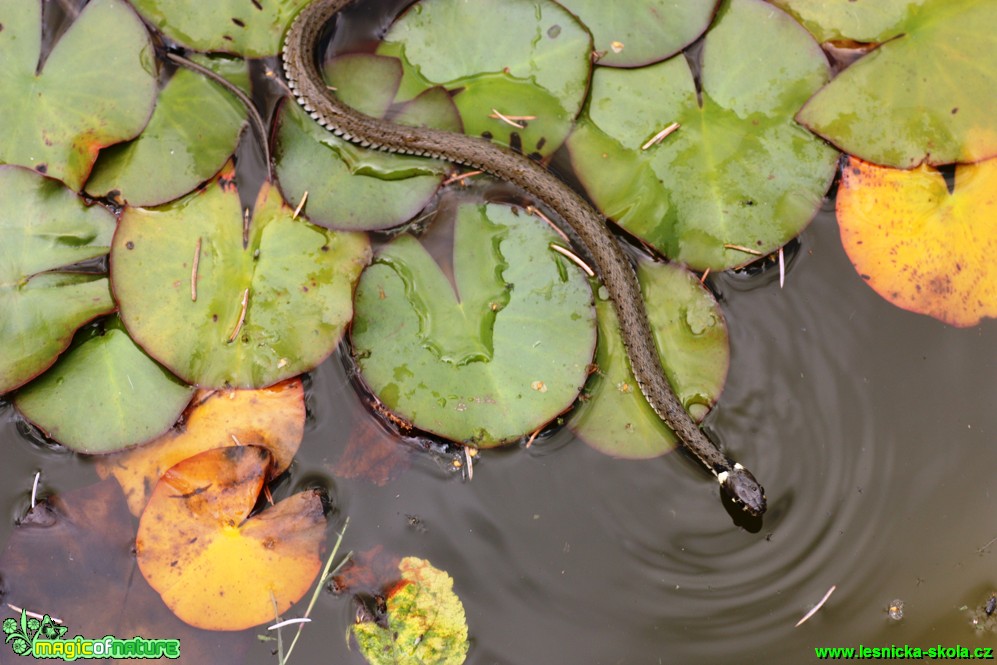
[888,599,904,621]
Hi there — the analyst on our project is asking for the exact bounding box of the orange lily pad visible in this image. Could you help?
[0,479,252,662]
[136,446,326,631]
[837,156,997,327]
[96,378,305,516]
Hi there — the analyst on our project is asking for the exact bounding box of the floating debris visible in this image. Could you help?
[795,585,836,627]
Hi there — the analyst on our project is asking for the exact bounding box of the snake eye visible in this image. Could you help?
[718,463,767,517]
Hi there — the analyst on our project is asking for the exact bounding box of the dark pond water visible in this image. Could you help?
[2,1,996,663]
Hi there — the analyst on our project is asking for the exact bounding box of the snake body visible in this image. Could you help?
[283,0,766,517]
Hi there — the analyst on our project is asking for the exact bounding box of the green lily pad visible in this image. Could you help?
[129,0,311,57]
[0,167,116,394]
[112,166,371,389]
[275,54,459,231]
[85,56,249,206]
[570,260,729,459]
[353,557,469,665]
[13,317,194,453]
[770,0,931,43]
[351,202,596,447]
[568,0,838,270]
[797,0,997,168]
[0,0,157,191]
[558,0,720,67]
[376,0,591,158]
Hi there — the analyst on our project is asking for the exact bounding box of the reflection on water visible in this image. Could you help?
[2,213,996,664]
[3,1,997,662]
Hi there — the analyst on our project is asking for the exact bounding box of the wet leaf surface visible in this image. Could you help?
[13,317,194,453]
[571,261,729,459]
[770,0,931,43]
[352,556,469,665]
[96,378,305,516]
[136,446,327,631]
[129,0,311,57]
[797,0,997,167]
[86,56,249,207]
[0,479,253,663]
[112,166,371,389]
[568,0,837,270]
[0,167,116,393]
[351,202,596,447]
[0,0,157,191]
[275,54,458,232]
[558,0,719,67]
[837,156,997,327]
[376,0,591,159]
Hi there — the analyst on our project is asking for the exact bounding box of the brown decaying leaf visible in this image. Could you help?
[328,413,412,486]
[330,546,402,597]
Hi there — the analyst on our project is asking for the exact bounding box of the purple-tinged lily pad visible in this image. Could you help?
[0,167,116,394]
[0,0,157,191]
[111,165,371,389]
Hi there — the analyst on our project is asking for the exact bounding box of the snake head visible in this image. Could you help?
[717,463,767,517]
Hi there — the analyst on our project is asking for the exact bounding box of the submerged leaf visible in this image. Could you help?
[837,156,997,327]
[136,446,326,631]
[351,202,596,447]
[568,0,837,270]
[797,0,997,167]
[13,317,194,453]
[112,166,371,388]
[0,167,116,393]
[0,0,157,191]
[96,379,305,516]
[353,557,469,665]
[571,261,729,458]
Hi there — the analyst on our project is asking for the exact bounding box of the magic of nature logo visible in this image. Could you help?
[3,609,180,660]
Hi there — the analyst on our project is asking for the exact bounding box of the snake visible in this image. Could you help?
[282,0,767,517]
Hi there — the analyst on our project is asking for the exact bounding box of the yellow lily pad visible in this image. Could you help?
[136,446,326,631]
[837,156,997,326]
